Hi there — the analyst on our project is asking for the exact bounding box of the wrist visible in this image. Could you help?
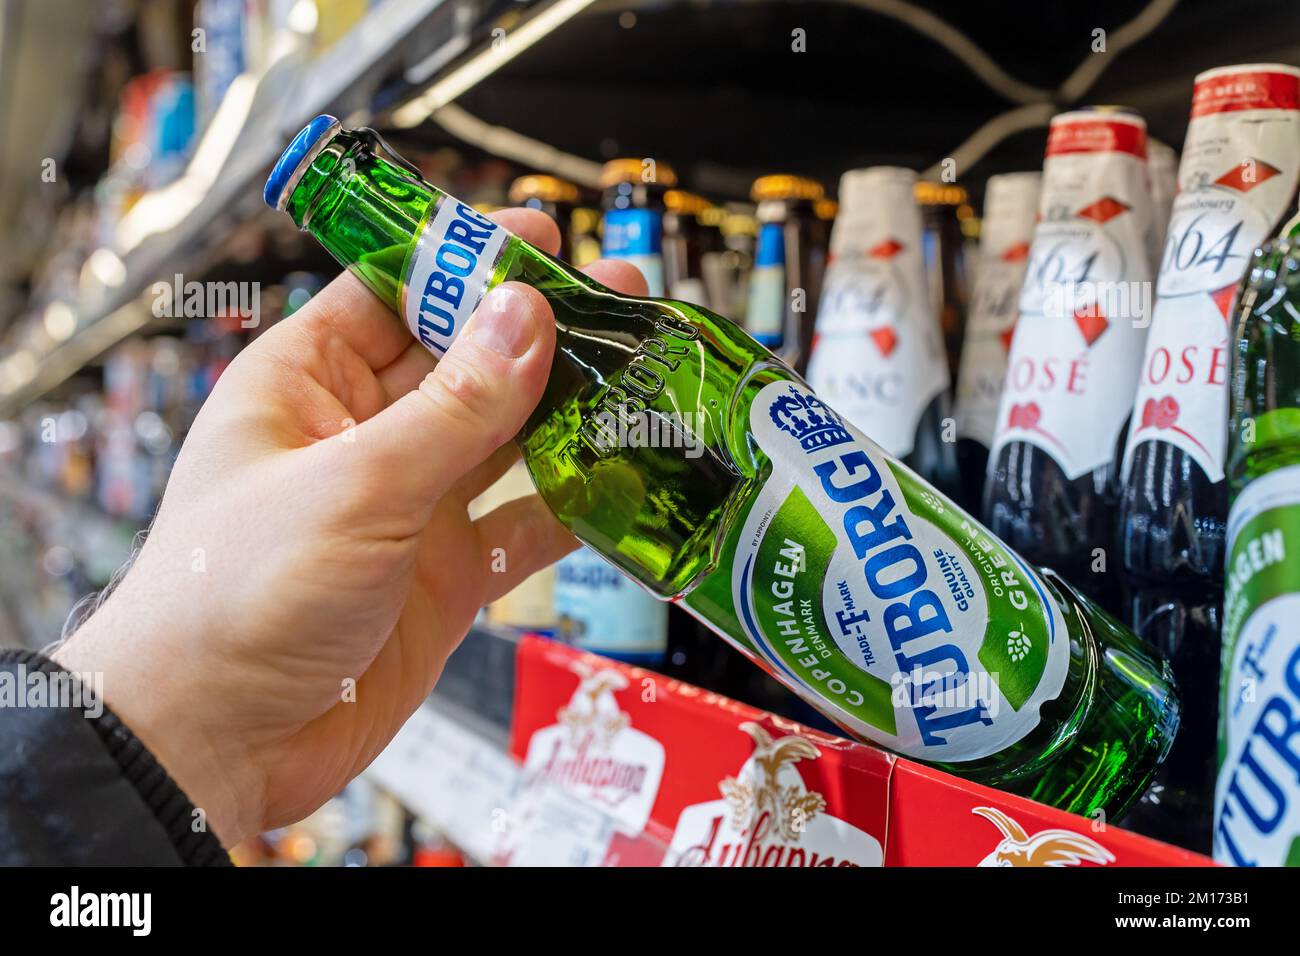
[52,589,261,849]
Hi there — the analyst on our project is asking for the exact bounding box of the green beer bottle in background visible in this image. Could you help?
[265,116,1179,816]
[1217,228,1300,866]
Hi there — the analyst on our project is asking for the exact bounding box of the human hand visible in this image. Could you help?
[54,208,649,848]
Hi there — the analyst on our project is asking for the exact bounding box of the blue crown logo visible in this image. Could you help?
[769,386,851,452]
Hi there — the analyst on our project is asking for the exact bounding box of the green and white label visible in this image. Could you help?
[1215,464,1300,868]
[731,380,1069,762]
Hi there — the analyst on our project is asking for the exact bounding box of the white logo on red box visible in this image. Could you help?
[521,660,665,834]
[664,722,883,867]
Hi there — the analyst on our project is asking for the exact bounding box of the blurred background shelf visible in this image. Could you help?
[1,0,1296,865]
[4,0,1299,415]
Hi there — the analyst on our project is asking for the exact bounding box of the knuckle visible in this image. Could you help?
[420,361,507,443]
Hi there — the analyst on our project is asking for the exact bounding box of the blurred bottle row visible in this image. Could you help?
[231,777,469,867]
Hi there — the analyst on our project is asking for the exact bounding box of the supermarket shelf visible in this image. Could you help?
[0,474,140,647]
[370,631,1212,867]
[0,0,506,417]
[371,626,668,866]
[428,622,522,747]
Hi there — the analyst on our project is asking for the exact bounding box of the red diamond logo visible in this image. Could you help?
[1075,197,1130,224]
[1002,242,1030,263]
[1209,283,1238,321]
[869,239,903,259]
[1214,159,1281,193]
[1074,306,1109,346]
[870,326,898,357]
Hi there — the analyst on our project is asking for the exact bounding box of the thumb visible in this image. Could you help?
[347,281,556,515]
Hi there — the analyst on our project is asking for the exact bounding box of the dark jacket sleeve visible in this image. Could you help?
[0,649,230,865]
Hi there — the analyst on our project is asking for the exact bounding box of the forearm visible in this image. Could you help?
[0,649,230,866]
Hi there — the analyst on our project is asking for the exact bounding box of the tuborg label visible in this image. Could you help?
[402,197,509,356]
[1215,464,1300,867]
[990,113,1155,480]
[1124,66,1300,483]
[732,380,1069,762]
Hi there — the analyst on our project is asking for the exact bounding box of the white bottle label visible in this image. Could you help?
[1215,464,1300,867]
[555,548,668,660]
[1124,68,1300,483]
[955,242,1033,449]
[746,264,787,346]
[808,240,948,459]
[990,116,1154,480]
[955,173,1040,450]
[401,197,510,356]
[729,380,1069,762]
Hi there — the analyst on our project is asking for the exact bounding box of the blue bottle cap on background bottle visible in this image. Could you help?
[264,114,341,211]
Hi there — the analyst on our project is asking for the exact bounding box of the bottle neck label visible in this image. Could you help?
[955,239,1034,448]
[1124,77,1300,483]
[990,145,1154,479]
[1215,463,1300,866]
[730,380,1068,761]
[955,178,1040,448]
[807,237,949,459]
[401,197,510,356]
[746,222,788,347]
[603,208,665,296]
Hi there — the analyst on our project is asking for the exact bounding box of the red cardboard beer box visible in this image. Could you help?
[886,760,1212,866]
[509,635,893,867]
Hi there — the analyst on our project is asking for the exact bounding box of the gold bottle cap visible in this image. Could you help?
[750,174,824,203]
[570,207,601,233]
[720,212,758,237]
[508,174,581,205]
[914,181,969,206]
[698,204,726,228]
[664,189,710,216]
[600,158,678,189]
[814,198,838,221]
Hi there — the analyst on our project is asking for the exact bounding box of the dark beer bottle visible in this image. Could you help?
[662,188,711,307]
[954,173,1041,513]
[508,173,582,260]
[1118,64,1300,851]
[984,108,1156,608]
[744,174,828,373]
[807,167,959,497]
[916,180,972,381]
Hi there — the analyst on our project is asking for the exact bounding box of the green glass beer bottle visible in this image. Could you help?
[265,116,1179,816]
[1217,226,1300,866]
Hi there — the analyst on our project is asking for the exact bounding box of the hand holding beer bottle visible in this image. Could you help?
[265,117,1180,818]
[51,203,651,848]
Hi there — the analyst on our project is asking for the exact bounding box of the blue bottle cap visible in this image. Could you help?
[264,114,341,211]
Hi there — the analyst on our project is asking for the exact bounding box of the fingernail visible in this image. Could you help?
[470,285,537,358]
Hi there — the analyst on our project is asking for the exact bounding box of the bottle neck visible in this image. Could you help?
[287,132,519,355]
